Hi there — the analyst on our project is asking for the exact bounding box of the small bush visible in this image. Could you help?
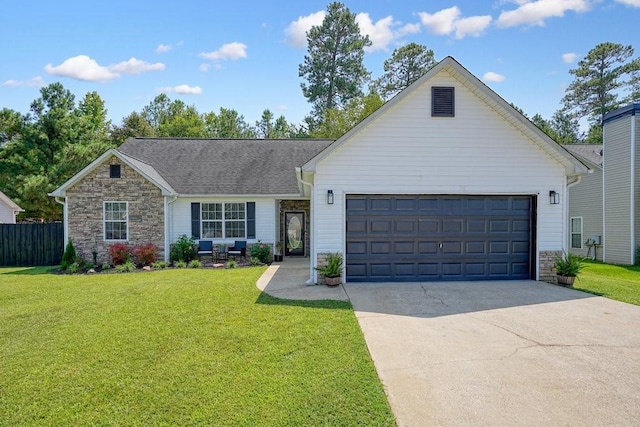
[170,235,197,263]
[175,260,187,268]
[152,261,167,269]
[188,259,202,269]
[101,263,111,271]
[109,243,131,266]
[250,241,271,264]
[226,259,237,269]
[61,240,77,270]
[67,262,81,274]
[132,243,158,266]
[250,257,262,266]
[115,260,136,273]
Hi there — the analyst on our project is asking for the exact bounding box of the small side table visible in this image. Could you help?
[214,247,228,262]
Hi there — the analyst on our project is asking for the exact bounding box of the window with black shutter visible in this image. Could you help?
[431,86,455,117]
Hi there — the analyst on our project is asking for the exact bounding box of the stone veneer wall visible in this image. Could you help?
[65,156,165,264]
[279,200,310,257]
[539,250,561,284]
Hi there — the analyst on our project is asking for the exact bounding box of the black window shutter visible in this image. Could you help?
[191,203,201,239]
[246,202,256,239]
[432,86,455,117]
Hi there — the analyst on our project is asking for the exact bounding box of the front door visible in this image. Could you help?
[285,212,305,256]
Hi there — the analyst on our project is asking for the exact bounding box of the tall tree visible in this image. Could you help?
[204,108,256,138]
[110,111,155,146]
[550,110,582,144]
[311,91,384,139]
[624,69,640,104]
[141,94,171,129]
[562,42,640,125]
[256,109,275,138]
[372,42,436,100]
[298,2,371,121]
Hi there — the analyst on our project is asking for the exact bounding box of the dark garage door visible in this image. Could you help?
[346,195,534,282]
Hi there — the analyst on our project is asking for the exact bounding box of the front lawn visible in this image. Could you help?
[0,267,394,426]
[572,260,640,306]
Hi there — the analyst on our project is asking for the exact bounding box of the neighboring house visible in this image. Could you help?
[602,104,640,265]
[51,56,588,283]
[0,190,24,223]
[564,144,603,261]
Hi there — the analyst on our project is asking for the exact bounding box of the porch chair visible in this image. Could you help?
[227,240,247,259]
[197,240,214,261]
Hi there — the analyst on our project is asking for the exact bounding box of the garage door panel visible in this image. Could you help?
[346,195,532,282]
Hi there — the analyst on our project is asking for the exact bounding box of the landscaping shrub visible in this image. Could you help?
[152,261,167,269]
[132,243,158,266]
[250,240,271,264]
[115,260,136,273]
[188,260,202,269]
[61,240,77,270]
[174,260,187,268]
[226,259,237,269]
[170,235,196,263]
[250,257,262,266]
[109,243,131,266]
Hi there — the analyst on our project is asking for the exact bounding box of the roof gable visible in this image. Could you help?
[302,56,589,176]
[563,144,603,169]
[49,149,176,197]
[0,190,23,212]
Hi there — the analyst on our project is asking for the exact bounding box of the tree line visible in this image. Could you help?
[1,1,639,220]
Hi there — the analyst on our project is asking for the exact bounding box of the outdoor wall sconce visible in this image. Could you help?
[327,190,334,205]
[549,190,560,205]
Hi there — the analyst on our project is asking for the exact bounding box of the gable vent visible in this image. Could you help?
[110,164,121,178]
[432,86,455,117]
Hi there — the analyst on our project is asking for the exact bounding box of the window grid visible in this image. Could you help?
[201,203,246,239]
[225,203,246,238]
[570,217,583,249]
[104,202,128,240]
[201,203,223,238]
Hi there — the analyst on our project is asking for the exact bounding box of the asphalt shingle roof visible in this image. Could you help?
[563,144,603,167]
[117,138,334,195]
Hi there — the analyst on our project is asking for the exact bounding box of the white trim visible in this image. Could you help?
[630,113,636,264]
[103,201,129,242]
[570,217,584,249]
[0,190,23,212]
[200,202,248,239]
[602,125,607,262]
[54,197,68,248]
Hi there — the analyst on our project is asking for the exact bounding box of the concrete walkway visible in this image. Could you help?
[256,265,640,426]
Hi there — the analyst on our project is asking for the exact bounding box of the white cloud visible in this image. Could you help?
[418,6,492,39]
[157,84,203,95]
[356,13,395,51]
[454,15,492,39]
[616,0,640,6]
[562,52,578,63]
[199,42,248,61]
[2,76,45,87]
[419,6,461,35]
[396,22,421,37]
[199,63,211,72]
[483,72,506,82]
[497,0,590,28]
[44,55,165,82]
[110,57,165,74]
[284,10,326,48]
[45,55,120,82]
[156,43,172,54]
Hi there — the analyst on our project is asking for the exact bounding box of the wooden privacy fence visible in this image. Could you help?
[0,223,64,266]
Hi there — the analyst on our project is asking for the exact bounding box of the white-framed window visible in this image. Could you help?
[201,203,223,238]
[200,202,246,239]
[104,201,128,241]
[570,217,583,249]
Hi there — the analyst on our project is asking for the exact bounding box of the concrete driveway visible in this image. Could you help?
[344,280,640,426]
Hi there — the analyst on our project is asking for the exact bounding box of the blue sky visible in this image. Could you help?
[1,0,639,128]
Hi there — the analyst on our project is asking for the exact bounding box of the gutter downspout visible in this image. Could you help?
[296,167,316,285]
[54,196,68,248]
[164,195,178,262]
[630,113,636,264]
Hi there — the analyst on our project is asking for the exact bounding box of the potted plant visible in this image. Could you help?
[315,252,343,286]
[274,241,283,262]
[554,252,585,286]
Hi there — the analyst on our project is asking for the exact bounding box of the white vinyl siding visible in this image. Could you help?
[570,217,583,249]
[568,167,603,260]
[313,70,566,262]
[604,116,634,264]
[104,201,128,241]
[0,202,17,223]
[170,197,275,244]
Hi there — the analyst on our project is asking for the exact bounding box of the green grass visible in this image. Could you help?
[572,260,640,306]
[0,267,394,426]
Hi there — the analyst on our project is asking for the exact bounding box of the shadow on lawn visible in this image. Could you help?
[0,266,57,275]
[255,292,352,310]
